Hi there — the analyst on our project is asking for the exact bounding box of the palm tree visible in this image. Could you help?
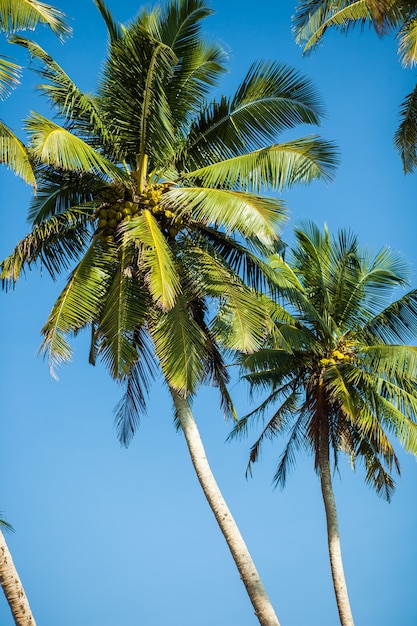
[1,2,338,623]
[0,512,35,626]
[229,222,417,626]
[0,0,70,187]
[292,0,417,173]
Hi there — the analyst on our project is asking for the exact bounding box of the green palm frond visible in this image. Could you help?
[25,113,126,181]
[40,238,117,376]
[0,54,20,98]
[113,335,157,447]
[361,289,417,343]
[398,14,417,66]
[98,24,176,167]
[183,137,338,194]
[11,37,114,148]
[96,243,151,379]
[0,120,35,186]
[1,206,92,287]
[394,82,417,173]
[293,1,372,52]
[93,0,122,43]
[151,295,208,393]
[0,0,71,39]
[124,210,181,311]
[166,186,285,244]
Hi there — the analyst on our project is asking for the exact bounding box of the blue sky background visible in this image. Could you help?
[0,2,416,625]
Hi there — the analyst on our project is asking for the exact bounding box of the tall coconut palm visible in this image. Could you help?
[292,0,417,173]
[0,0,71,187]
[1,2,338,623]
[229,222,417,626]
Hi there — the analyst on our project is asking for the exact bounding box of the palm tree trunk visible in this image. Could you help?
[0,529,36,626]
[319,436,354,626]
[170,388,280,626]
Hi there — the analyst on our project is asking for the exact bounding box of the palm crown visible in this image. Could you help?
[1,0,338,443]
[232,221,417,497]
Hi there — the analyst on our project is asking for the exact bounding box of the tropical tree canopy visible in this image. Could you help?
[292,0,417,173]
[232,221,417,497]
[1,0,338,443]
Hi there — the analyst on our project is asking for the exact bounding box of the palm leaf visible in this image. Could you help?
[93,0,122,43]
[25,112,126,181]
[123,210,181,311]
[182,137,338,193]
[0,54,20,98]
[0,0,71,39]
[40,238,117,376]
[166,186,285,244]
[0,120,35,186]
[394,82,417,173]
[1,206,92,287]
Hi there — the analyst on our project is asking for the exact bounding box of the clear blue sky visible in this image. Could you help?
[0,2,416,625]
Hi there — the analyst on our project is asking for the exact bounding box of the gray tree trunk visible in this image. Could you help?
[170,388,280,626]
[0,528,36,626]
[319,438,355,626]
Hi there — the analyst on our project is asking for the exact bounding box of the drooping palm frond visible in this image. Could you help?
[293,1,372,52]
[11,37,115,149]
[123,210,181,311]
[0,0,71,39]
[0,54,20,98]
[0,206,92,287]
[40,238,117,376]
[394,82,417,173]
[25,113,127,182]
[398,13,417,66]
[0,120,35,185]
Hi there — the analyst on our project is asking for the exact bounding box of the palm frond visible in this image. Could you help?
[40,238,117,376]
[96,243,151,379]
[394,82,417,173]
[183,137,339,194]
[11,37,115,149]
[25,113,125,181]
[0,120,35,186]
[93,0,122,43]
[0,0,71,39]
[1,206,92,288]
[123,210,181,311]
[150,296,208,394]
[398,14,417,67]
[0,54,20,98]
[166,185,285,245]
[361,289,417,343]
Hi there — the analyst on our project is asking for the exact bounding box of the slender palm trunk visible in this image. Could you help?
[170,388,280,626]
[0,529,36,626]
[319,436,354,626]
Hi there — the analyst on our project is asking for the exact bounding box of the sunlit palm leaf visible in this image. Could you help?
[25,113,126,181]
[124,210,181,311]
[40,238,117,376]
[0,54,20,98]
[0,0,71,39]
[166,186,285,244]
[0,120,35,186]
[183,137,338,193]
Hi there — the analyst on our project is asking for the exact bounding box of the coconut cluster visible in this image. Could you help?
[94,182,180,238]
[318,349,354,367]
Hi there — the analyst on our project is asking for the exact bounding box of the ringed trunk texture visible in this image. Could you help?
[170,388,280,626]
[319,439,355,626]
[0,529,36,626]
